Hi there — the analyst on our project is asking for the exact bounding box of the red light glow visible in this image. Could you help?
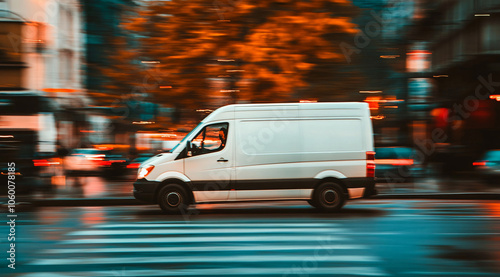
[33,159,50,167]
[489,95,500,101]
[366,151,376,178]
[376,159,414,166]
[126,163,140,169]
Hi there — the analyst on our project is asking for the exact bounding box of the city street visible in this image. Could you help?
[3,199,500,276]
[2,0,500,276]
[23,175,500,201]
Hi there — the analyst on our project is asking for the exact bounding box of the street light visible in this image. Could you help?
[359,91,382,94]
[380,55,400,59]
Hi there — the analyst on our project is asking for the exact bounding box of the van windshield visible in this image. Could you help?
[170,122,204,152]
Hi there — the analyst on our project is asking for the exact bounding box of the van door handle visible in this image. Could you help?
[217,158,228,162]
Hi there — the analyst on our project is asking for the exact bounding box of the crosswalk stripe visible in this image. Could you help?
[59,235,350,244]
[24,218,390,276]
[29,254,382,266]
[43,244,368,254]
[68,227,346,236]
[18,266,389,276]
[404,271,499,276]
[94,223,340,228]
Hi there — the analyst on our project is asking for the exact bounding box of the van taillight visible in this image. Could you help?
[366,151,375,178]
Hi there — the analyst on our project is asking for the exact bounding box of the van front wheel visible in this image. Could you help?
[314,182,345,212]
[307,200,318,208]
[158,184,189,214]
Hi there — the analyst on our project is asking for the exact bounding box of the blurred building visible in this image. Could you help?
[0,0,85,101]
[410,0,500,168]
[80,0,152,151]
[81,0,137,92]
[352,0,419,146]
[0,0,88,150]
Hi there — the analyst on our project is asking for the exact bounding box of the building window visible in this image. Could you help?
[59,50,74,84]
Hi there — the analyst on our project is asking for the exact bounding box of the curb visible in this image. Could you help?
[32,198,144,207]
[2,198,144,208]
[4,193,500,207]
[372,193,500,200]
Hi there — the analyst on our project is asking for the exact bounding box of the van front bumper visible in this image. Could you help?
[133,179,161,203]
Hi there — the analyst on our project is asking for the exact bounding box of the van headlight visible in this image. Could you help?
[138,165,155,179]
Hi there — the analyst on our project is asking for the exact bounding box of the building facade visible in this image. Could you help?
[81,0,136,92]
[410,0,500,168]
[0,0,87,149]
[0,0,85,100]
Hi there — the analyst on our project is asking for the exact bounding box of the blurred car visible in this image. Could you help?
[375,147,422,182]
[126,153,155,179]
[64,148,106,176]
[1,144,32,194]
[473,150,500,183]
[0,144,56,195]
[65,148,131,177]
[100,150,130,178]
[127,153,155,169]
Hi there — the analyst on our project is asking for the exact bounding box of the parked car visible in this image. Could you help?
[64,148,106,176]
[100,150,130,179]
[0,144,55,195]
[127,153,155,170]
[134,102,376,214]
[126,153,155,179]
[375,147,422,182]
[1,144,33,195]
[473,150,500,184]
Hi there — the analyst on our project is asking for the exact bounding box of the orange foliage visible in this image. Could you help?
[98,0,364,112]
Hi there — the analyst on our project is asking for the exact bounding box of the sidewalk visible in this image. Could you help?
[374,176,500,200]
[5,175,500,207]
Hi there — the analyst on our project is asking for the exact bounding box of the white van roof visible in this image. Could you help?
[203,102,370,122]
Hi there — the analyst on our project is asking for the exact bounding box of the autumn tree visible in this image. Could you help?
[100,0,365,114]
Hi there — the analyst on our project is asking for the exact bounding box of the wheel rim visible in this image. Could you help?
[322,189,338,205]
[166,191,182,207]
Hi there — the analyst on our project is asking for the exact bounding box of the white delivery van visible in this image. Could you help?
[133,102,376,213]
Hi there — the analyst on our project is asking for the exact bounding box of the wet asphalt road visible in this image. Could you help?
[2,199,500,276]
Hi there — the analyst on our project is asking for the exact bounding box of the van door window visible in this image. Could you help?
[191,123,228,156]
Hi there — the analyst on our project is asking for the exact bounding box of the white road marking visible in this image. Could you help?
[404,271,498,276]
[68,227,346,236]
[94,223,341,228]
[19,267,389,276]
[43,244,368,254]
[30,254,382,266]
[59,235,350,244]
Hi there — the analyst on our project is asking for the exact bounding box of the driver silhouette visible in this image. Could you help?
[217,127,228,151]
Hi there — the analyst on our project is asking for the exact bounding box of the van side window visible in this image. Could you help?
[191,123,228,156]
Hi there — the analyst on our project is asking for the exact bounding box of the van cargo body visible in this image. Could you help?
[133,102,376,213]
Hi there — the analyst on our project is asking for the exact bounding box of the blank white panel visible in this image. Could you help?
[238,120,300,155]
[301,119,364,152]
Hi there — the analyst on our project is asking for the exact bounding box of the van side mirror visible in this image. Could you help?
[186,140,193,157]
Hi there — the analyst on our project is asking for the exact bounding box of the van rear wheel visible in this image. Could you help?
[158,184,189,214]
[313,182,345,212]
